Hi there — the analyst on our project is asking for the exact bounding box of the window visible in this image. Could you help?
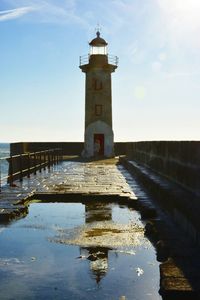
[95,105,103,116]
[92,78,103,90]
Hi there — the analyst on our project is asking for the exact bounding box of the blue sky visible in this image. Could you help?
[0,0,200,142]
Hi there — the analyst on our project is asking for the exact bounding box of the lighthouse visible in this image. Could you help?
[80,31,118,158]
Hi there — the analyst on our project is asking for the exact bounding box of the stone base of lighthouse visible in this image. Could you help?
[82,120,114,158]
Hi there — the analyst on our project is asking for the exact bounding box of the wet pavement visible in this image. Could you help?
[0,157,162,299]
[32,159,136,199]
[0,158,139,222]
[1,158,136,200]
[0,201,161,300]
[1,157,200,298]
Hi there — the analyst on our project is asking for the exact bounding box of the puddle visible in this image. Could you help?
[0,202,161,300]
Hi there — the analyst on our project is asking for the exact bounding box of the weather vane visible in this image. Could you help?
[95,23,101,35]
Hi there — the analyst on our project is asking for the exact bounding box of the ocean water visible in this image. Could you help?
[0,143,10,185]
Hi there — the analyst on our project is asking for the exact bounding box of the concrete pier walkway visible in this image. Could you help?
[0,158,138,221]
[32,158,137,199]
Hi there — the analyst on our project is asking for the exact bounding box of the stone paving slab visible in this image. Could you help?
[20,161,137,199]
[160,258,200,298]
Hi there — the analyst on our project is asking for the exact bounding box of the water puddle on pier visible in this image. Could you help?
[0,202,161,300]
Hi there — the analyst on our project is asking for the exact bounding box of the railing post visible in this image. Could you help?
[34,152,37,175]
[48,151,51,169]
[45,151,47,168]
[27,153,30,178]
[19,154,23,182]
[0,159,1,193]
[56,149,59,164]
[52,150,54,166]
[9,156,13,186]
[51,151,53,166]
[53,150,56,165]
[44,151,46,171]
[39,151,42,173]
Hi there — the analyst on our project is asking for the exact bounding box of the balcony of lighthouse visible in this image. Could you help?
[79,54,119,68]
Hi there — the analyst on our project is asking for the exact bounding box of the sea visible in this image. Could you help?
[0,143,10,186]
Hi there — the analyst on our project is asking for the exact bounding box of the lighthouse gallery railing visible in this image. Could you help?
[79,54,119,67]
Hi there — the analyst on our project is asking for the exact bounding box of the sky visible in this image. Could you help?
[0,0,200,142]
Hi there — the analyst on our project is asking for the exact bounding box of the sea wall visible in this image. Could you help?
[125,141,200,197]
[10,142,84,156]
[10,142,127,156]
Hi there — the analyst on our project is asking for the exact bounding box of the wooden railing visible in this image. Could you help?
[0,148,62,192]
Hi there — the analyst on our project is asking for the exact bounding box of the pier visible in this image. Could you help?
[0,156,136,222]
[0,142,200,299]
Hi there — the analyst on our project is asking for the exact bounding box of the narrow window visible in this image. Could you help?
[92,78,103,90]
[95,105,103,116]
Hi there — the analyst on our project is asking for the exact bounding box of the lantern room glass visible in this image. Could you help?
[90,45,107,55]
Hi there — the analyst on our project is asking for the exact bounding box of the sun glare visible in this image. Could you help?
[158,0,200,28]
[157,0,200,47]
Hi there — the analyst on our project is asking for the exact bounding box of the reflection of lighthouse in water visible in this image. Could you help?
[80,203,112,284]
[81,246,110,284]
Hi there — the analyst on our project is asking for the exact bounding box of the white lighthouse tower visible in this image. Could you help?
[80,31,118,158]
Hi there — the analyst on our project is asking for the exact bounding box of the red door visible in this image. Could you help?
[94,134,104,156]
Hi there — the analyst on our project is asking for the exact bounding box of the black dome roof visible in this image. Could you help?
[89,31,108,46]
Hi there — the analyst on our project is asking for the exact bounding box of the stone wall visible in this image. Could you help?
[126,141,200,197]
[10,142,127,156]
[10,142,84,156]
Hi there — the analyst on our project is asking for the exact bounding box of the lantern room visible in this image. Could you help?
[89,31,108,55]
